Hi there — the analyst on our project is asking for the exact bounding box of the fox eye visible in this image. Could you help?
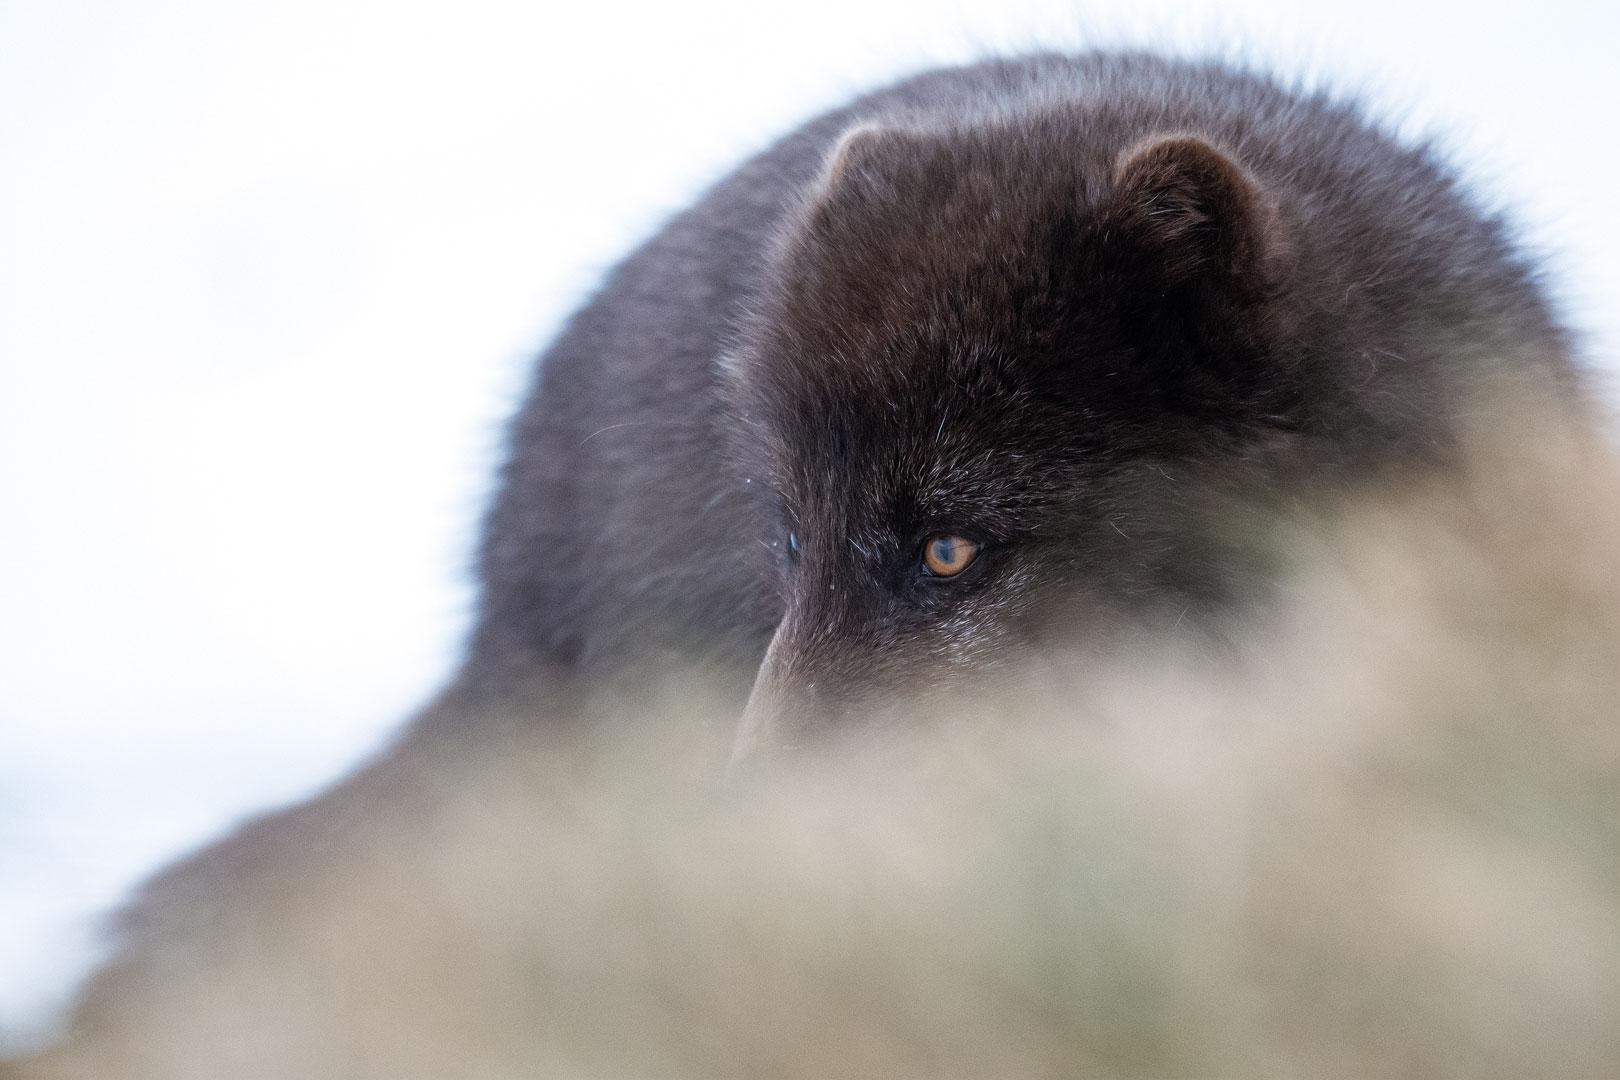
[921,534,979,577]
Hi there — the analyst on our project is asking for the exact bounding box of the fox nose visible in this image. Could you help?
[727,622,842,775]
[728,650,817,775]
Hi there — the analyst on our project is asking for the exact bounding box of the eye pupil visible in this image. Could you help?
[922,534,979,577]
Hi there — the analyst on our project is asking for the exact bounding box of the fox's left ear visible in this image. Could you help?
[1100,137,1288,300]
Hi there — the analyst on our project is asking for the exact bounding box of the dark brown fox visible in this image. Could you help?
[450,53,1577,753]
[8,52,1602,1078]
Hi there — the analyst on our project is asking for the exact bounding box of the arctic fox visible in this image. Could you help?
[7,53,1606,1079]
[455,53,1579,752]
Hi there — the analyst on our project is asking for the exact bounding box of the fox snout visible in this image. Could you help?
[728,599,914,770]
[730,616,850,769]
[729,593,1014,771]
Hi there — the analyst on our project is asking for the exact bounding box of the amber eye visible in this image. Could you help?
[921,534,980,577]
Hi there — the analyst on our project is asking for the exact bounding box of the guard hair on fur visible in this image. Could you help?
[7,51,1617,1079]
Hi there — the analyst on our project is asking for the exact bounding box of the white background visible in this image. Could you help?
[3,0,1618,1046]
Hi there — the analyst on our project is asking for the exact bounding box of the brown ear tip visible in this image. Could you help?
[1108,135,1288,288]
[1114,135,1251,194]
[820,122,890,192]
[1118,134,1220,164]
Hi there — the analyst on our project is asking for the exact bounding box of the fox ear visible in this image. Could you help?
[1059,138,1299,425]
[810,122,935,216]
[1101,137,1286,296]
[819,123,890,193]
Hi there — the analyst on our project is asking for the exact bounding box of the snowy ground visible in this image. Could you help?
[3,0,1618,1050]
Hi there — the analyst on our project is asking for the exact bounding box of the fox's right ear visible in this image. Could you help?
[1034,137,1300,427]
[1098,136,1289,298]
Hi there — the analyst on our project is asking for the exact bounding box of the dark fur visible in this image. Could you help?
[449,53,1574,748]
[8,52,1595,1073]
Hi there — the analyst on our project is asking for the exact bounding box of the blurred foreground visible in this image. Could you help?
[9,402,1619,1078]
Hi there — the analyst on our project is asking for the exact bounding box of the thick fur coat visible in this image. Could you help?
[7,53,1610,1077]
[454,52,1576,743]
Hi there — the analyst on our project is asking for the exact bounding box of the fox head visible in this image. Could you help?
[725,119,1310,758]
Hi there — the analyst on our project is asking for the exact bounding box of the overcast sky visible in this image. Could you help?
[3,0,1617,1046]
